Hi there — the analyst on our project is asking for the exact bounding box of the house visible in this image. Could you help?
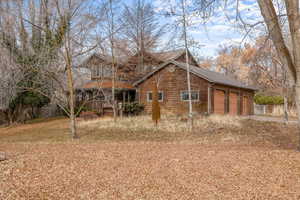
[134,60,256,115]
[77,49,256,115]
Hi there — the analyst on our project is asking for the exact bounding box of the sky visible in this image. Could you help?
[152,0,264,57]
[23,0,264,58]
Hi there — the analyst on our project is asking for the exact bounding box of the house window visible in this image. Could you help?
[137,64,156,73]
[102,65,112,77]
[96,65,102,77]
[147,91,163,102]
[92,64,112,78]
[181,90,199,101]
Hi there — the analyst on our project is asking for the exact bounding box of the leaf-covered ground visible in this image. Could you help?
[1,116,300,199]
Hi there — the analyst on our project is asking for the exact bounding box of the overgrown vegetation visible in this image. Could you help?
[0,1,69,124]
[0,115,298,150]
[254,94,284,105]
[123,102,144,116]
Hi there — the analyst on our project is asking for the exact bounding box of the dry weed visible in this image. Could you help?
[78,114,242,134]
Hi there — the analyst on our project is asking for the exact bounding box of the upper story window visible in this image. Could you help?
[92,64,112,78]
[180,90,199,101]
[147,91,163,102]
[137,64,157,73]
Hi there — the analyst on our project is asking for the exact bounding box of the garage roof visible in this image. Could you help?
[133,60,257,91]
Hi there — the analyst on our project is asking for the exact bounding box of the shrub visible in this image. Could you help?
[59,105,89,117]
[254,94,284,105]
[123,102,144,116]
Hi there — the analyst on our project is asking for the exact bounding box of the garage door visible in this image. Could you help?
[229,92,238,115]
[214,90,225,114]
[243,96,250,115]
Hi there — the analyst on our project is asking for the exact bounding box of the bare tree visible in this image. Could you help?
[0,46,23,124]
[102,0,121,121]
[121,0,166,73]
[181,0,194,131]
[191,0,300,148]
[0,0,98,138]
[121,0,166,53]
[92,0,123,121]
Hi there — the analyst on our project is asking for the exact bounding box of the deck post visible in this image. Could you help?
[123,91,126,105]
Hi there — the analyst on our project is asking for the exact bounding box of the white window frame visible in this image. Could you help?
[147,91,164,102]
[92,64,102,77]
[102,65,112,78]
[180,90,200,102]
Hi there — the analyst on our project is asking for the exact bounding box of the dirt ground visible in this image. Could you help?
[1,116,300,199]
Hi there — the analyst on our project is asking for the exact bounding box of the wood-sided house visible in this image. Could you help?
[77,49,256,116]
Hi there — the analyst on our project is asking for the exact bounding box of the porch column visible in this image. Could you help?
[127,91,130,103]
[123,91,126,105]
[207,86,211,114]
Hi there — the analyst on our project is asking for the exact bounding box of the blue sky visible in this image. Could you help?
[152,0,264,57]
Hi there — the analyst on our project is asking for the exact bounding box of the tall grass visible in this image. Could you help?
[78,114,242,134]
[270,105,297,117]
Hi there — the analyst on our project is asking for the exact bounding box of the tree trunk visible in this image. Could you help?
[7,110,13,125]
[284,95,289,124]
[295,81,300,150]
[67,66,78,139]
[181,0,193,131]
[66,51,78,139]
[257,0,300,150]
[70,111,77,139]
[109,0,117,123]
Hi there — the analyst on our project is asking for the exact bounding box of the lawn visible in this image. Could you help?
[1,115,300,199]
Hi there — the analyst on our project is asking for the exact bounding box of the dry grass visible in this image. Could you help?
[1,115,300,199]
[78,114,242,133]
[0,114,298,149]
[270,106,297,117]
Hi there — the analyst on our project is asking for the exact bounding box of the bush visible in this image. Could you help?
[59,105,89,117]
[123,102,144,116]
[254,94,284,105]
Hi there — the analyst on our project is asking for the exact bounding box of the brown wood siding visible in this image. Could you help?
[138,64,208,115]
[212,84,254,115]
[137,64,255,116]
[229,92,238,115]
[243,96,250,115]
[214,90,225,114]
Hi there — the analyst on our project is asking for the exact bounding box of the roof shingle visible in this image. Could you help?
[79,80,134,90]
[134,60,257,90]
[151,49,185,61]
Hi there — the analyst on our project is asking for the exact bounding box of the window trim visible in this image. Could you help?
[147,91,164,102]
[91,64,113,78]
[180,90,200,102]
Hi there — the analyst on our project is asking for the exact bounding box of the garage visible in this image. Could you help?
[229,92,239,115]
[214,90,225,114]
[243,96,250,115]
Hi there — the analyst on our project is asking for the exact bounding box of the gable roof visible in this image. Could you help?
[151,49,186,61]
[78,48,197,69]
[78,53,128,68]
[78,80,134,90]
[133,60,257,90]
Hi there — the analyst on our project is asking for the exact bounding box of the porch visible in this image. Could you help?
[76,80,137,116]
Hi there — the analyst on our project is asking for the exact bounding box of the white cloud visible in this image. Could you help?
[154,0,264,57]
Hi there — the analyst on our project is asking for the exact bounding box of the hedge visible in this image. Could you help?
[254,94,284,105]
